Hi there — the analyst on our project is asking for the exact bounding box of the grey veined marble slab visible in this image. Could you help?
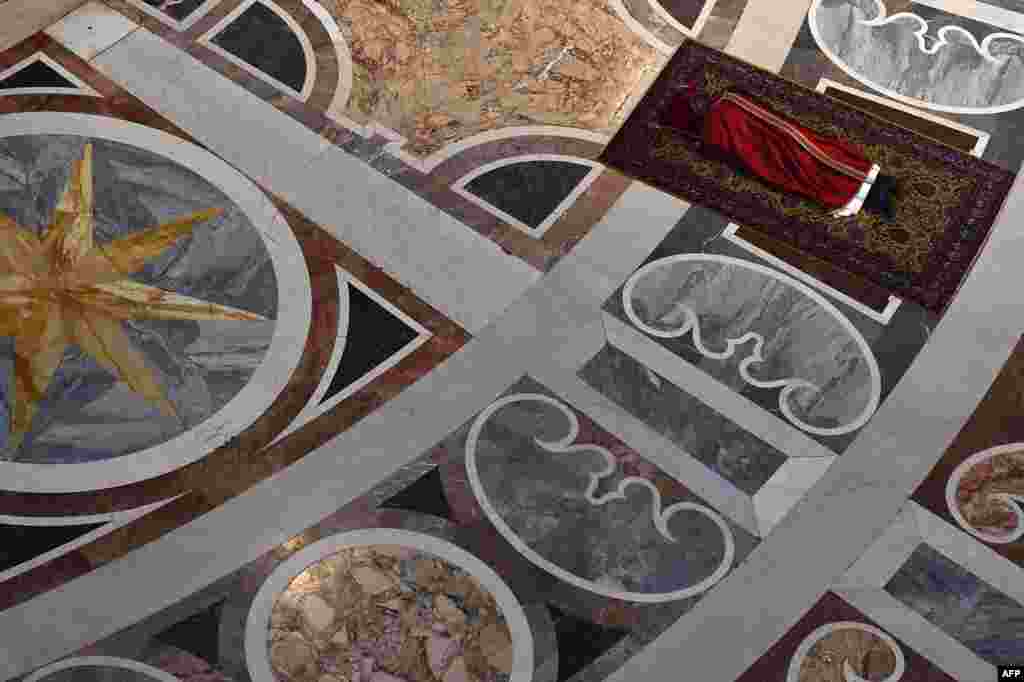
[579,344,787,495]
[604,253,883,454]
[810,0,1024,113]
[0,135,276,464]
[885,543,1024,666]
[464,375,758,603]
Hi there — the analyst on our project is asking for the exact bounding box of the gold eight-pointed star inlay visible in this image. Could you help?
[0,144,268,459]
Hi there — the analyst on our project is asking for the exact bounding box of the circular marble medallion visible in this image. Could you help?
[946,443,1024,544]
[0,113,310,492]
[246,529,534,682]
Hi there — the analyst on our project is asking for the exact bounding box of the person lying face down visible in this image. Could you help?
[658,81,898,221]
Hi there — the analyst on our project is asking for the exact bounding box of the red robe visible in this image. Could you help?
[662,90,875,210]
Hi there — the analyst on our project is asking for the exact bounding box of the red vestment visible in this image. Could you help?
[662,89,876,210]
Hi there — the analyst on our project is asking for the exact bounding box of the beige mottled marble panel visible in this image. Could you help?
[320,0,664,156]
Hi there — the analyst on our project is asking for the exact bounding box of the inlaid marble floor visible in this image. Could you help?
[1,0,1024,681]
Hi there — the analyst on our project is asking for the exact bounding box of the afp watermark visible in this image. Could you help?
[999,666,1024,679]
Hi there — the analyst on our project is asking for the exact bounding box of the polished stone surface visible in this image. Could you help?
[579,344,787,495]
[0,135,276,464]
[209,2,307,95]
[1,1,1024,682]
[885,543,1024,666]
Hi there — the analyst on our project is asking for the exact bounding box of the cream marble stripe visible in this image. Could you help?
[832,504,923,591]
[724,0,813,71]
[601,168,1024,681]
[45,2,139,62]
[88,26,539,334]
[0,0,89,54]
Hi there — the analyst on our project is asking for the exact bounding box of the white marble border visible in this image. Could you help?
[945,442,1024,544]
[270,266,432,446]
[124,0,224,32]
[834,504,925,590]
[622,253,883,437]
[464,392,737,602]
[0,112,311,493]
[244,529,535,682]
[196,0,316,102]
[815,78,991,157]
[785,621,905,682]
[808,0,1024,114]
[647,0,716,38]
[721,223,902,325]
[451,155,604,238]
[0,495,184,583]
[0,52,102,97]
[23,657,180,682]
[751,456,836,536]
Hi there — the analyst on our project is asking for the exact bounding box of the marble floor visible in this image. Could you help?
[1,0,1024,680]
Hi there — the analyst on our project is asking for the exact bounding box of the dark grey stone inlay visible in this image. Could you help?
[211,1,308,94]
[0,522,106,571]
[547,603,629,682]
[152,599,226,666]
[379,467,455,520]
[578,344,787,495]
[885,543,1024,666]
[320,283,421,403]
[464,160,593,230]
[0,61,77,90]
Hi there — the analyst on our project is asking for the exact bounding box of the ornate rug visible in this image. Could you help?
[598,40,1016,315]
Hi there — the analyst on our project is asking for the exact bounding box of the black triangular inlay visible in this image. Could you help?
[546,604,629,682]
[211,1,307,93]
[321,282,421,404]
[0,521,106,571]
[465,160,593,230]
[154,599,227,665]
[0,60,78,90]
[379,467,454,520]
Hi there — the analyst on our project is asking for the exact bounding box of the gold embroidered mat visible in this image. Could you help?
[599,40,1015,315]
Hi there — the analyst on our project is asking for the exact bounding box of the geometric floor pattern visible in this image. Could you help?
[0,0,1023,681]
